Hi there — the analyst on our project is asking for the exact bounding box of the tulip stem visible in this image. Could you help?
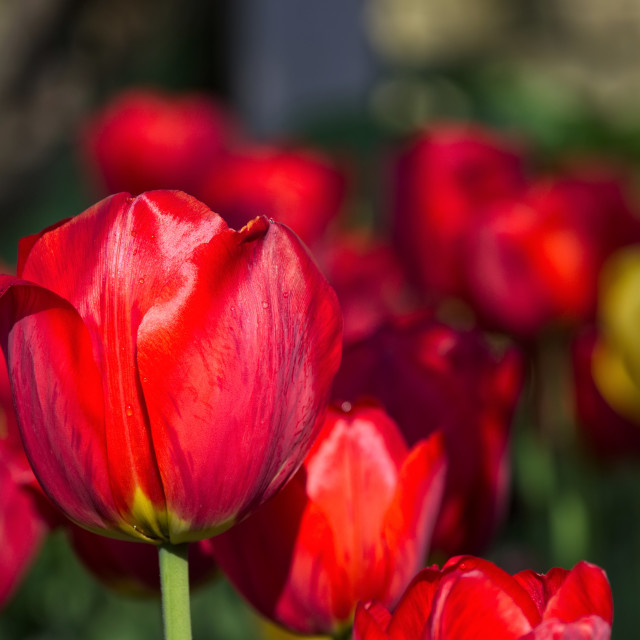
[159,542,192,640]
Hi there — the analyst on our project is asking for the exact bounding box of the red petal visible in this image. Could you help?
[382,431,447,606]
[542,562,613,625]
[0,276,120,532]
[521,615,611,639]
[427,569,533,640]
[386,567,442,640]
[136,213,342,538]
[353,602,392,640]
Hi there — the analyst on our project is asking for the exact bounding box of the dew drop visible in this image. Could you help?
[142,376,148,384]
[150,234,156,240]
[125,405,133,417]
[262,301,269,309]
[341,401,352,413]
[268,218,275,224]
[138,278,144,284]
[283,291,289,298]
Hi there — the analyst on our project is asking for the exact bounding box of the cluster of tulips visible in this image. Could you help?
[1,86,635,639]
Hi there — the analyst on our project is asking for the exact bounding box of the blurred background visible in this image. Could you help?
[2,0,640,638]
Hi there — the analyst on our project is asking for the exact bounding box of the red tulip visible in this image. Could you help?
[68,525,217,596]
[392,123,526,299]
[332,313,523,555]
[353,556,613,639]
[196,146,346,247]
[211,403,447,636]
[81,89,235,196]
[464,171,640,336]
[572,327,640,458]
[0,190,342,544]
[315,230,415,344]
[0,349,48,607]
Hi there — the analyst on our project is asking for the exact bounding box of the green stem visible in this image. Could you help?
[159,543,192,640]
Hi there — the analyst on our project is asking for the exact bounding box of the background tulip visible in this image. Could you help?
[0,190,342,545]
[332,314,523,555]
[81,89,236,196]
[195,146,347,248]
[464,172,640,337]
[391,123,526,300]
[353,557,613,640]
[211,403,447,636]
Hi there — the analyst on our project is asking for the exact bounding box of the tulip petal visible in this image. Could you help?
[386,567,442,640]
[353,602,391,640]
[0,276,123,534]
[542,562,613,625]
[428,569,533,640]
[136,215,342,539]
[382,432,447,604]
[521,615,611,640]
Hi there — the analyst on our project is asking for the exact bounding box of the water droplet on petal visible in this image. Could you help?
[262,301,269,309]
[142,377,148,384]
[125,405,133,417]
[138,278,144,284]
[283,291,289,298]
[341,401,352,413]
[268,218,275,224]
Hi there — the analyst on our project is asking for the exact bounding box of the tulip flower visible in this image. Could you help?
[0,190,342,638]
[353,556,613,639]
[332,313,523,555]
[211,403,447,636]
[572,327,640,458]
[195,146,346,247]
[392,123,526,299]
[81,89,236,196]
[464,171,640,336]
[571,246,640,457]
[315,230,415,344]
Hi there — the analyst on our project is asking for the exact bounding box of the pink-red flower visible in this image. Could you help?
[464,170,640,336]
[211,403,447,636]
[332,314,523,555]
[315,230,415,344]
[354,556,613,639]
[195,146,346,247]
[0,190,342,544]
[392,123,526,299]
[81,88,235,196]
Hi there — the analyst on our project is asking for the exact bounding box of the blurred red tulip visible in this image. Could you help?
[392,123,526,299]
[211,403,447,636]
[354,556,613,639]
[332,313,523,555]
[316,230,415,343]
[0,350,48,607]
[464,171,640,336]
[68,525,217,596]
[196,146,346,247]
[572,328,640,458]
[0,190,342,544]
[81,88,235,195]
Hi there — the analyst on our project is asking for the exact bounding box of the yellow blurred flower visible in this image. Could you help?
[592,246,640,422]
